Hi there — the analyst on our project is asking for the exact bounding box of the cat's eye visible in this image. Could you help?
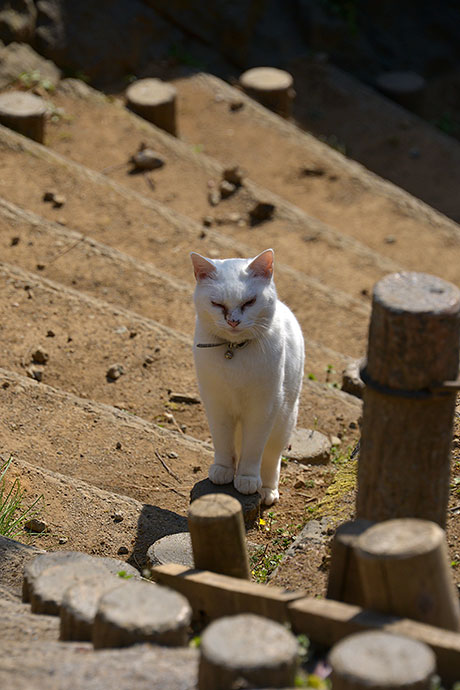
[211,301,226,311]
[241,297,256,310]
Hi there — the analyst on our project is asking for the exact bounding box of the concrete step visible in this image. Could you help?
[0,262,361,444]
[46,78,401,301]
[0,123,370,360]
[0,196,353,382]
[173,72,460,288]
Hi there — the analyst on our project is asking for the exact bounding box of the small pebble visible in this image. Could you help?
[24,518,48,533]
[107,364,124,380]
[229,100,244,112]
[117,546,129,555]
[131,147,165,171]
[202,216,213,227]
[384,235,396,244]
[52,194,66,208]
[59,536,68,544]
[219,180,236,198]
[46,330,55,338]
[11,236,20,246]
[26,367,43,382]
[116,441,122,450]
[32,347,49,365]
[112,512,124,523]
[208,190,220,206]
[223,166,244,186]
[249,201,275,225]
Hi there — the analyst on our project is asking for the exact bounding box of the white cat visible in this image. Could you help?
[190,248,304,505]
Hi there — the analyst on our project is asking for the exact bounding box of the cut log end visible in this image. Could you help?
[0,91,47,143]
[125,78,177,136]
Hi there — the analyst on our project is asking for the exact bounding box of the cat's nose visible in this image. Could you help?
[227,318,240,328]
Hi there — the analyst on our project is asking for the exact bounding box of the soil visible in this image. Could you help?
[1,62,460,603]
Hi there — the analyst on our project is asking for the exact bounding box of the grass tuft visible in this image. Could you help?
[0,456,44,539]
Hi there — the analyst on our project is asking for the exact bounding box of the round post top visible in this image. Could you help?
[189,492,242,520]
[125,78,177,106]
[0,91,47,116]
[373,272,460,316]
[357,518,444,559]
[240,67,293,91]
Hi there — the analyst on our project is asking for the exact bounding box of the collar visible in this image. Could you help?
[196,339,249,360]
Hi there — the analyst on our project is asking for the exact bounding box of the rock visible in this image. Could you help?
[130,146,165,171]
[117,546,129,555]
[223,166,244,186]
[43,190,66,207]
[169,392,200,405]
[10,236,20,246]
[248,201,275,225]
[52,193,66,208]
[24,518,48,533]
[26,367,43,382]
[285,428,331,465]
[219,180,236,198]
[202,215,213,227]
[198,614,298,689]
[46,329,55,337]
[111,512,124,523]
[35,0,184,86]
[0,2,37,44]
[341,359,365,399]
[147,532,194,569]
[93,580,192,648]
[107,363,124,380]
[0,41,60,90]
[31,347,49,364]
[190,478,261,526]
[208,189,220,206]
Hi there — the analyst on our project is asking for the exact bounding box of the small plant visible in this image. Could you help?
[117,570,134,579]
[0,456,43,539]
[16,70,55,92]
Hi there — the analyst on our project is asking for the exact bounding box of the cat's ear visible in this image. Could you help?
[190,252,217,281]
[248,248,274,279]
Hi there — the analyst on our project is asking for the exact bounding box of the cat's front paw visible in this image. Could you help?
[209,463,234,485]
[234,474,262,495]
[259,487,279,506]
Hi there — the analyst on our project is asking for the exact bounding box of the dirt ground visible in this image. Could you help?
[1,60,460,598]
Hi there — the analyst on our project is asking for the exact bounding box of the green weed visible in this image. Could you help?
[0,457,44,539]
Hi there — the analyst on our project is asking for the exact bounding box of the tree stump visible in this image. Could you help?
[188,493,250,579]
[326,519,374,606]
[198,613,299,690]
[356,518,460,631]
[0,91,47,142]
[375,71,426,114]
[125,78,177,136]
[357,272,460,527]
[329,630,436,690]
[92,580,191,648]
[60,574,124,641]
[239,67,295,118]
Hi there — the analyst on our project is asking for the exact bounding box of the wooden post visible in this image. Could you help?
[239,67,295,118]
[326,519,374,606]
[375,71,426,114]
[188,494,250,579]
[0,91,47,143]
[125,78,177,136]
[357,272,460,527]
[356,519,460,632]
[329,630,436,690]
[198,613,298,690]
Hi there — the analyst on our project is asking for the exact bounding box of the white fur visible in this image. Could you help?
[191,249,304,506]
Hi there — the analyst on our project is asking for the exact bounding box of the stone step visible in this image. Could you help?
[0,196,353,382]
[0,261,361,442]
[173,72,460,288]
[0,123,370,360]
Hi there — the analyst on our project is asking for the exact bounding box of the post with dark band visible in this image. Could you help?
[357,272,460,528]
